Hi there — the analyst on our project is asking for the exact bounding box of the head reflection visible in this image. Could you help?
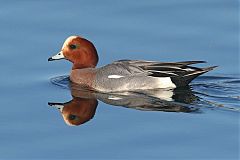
[49,82,199,126]
[49,96,98,126]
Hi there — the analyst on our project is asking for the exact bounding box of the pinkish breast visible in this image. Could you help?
[70,68,97,89]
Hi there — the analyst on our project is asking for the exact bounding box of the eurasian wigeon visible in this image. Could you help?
[48,36,217,92]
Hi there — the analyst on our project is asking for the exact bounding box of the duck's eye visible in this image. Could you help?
[68,114,77,120]
[69,44,77,50]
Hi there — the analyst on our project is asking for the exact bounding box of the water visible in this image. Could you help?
[0,0,239,159]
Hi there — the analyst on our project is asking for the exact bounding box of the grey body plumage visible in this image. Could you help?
[93,60,217,92]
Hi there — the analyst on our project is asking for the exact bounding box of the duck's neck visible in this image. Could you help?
[71,51,99,70]
[72,63,96,70]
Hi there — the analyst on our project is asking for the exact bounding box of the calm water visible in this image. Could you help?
[0,0,239,159]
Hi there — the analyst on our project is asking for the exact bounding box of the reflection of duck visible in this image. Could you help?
[49,94,98,126]
[49,82,199,126]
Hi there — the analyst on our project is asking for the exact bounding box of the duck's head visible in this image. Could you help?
[48,97,98,126]
[48,36,99,69]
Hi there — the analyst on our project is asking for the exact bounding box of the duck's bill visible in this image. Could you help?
[48,51,65,61]
[48,102,64,112]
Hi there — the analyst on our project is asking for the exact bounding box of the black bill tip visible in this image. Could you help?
[48,102,64,106]
[48,57,53,61]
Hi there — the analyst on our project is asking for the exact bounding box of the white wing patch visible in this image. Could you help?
[108,75,125,79]
[108,96,123,100]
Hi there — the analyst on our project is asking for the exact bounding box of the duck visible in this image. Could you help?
[48,35,217,92]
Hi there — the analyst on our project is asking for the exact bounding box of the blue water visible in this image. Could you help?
[0,0,239,159]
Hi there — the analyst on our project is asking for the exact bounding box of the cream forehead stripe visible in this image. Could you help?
[61,36,78,50]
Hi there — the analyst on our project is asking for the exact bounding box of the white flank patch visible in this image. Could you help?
[108,96,123,100]
[108,75,125,79]
[156,77,176,88]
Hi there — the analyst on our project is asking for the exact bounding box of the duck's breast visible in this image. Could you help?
[70,68,97,89]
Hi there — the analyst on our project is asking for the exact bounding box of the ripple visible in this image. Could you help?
[50,75,70,89]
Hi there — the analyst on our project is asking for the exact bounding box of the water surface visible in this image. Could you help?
[0,0,239,159]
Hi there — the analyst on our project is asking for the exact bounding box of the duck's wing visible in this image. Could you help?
[113,60,217,86]
[115,59,206,66]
